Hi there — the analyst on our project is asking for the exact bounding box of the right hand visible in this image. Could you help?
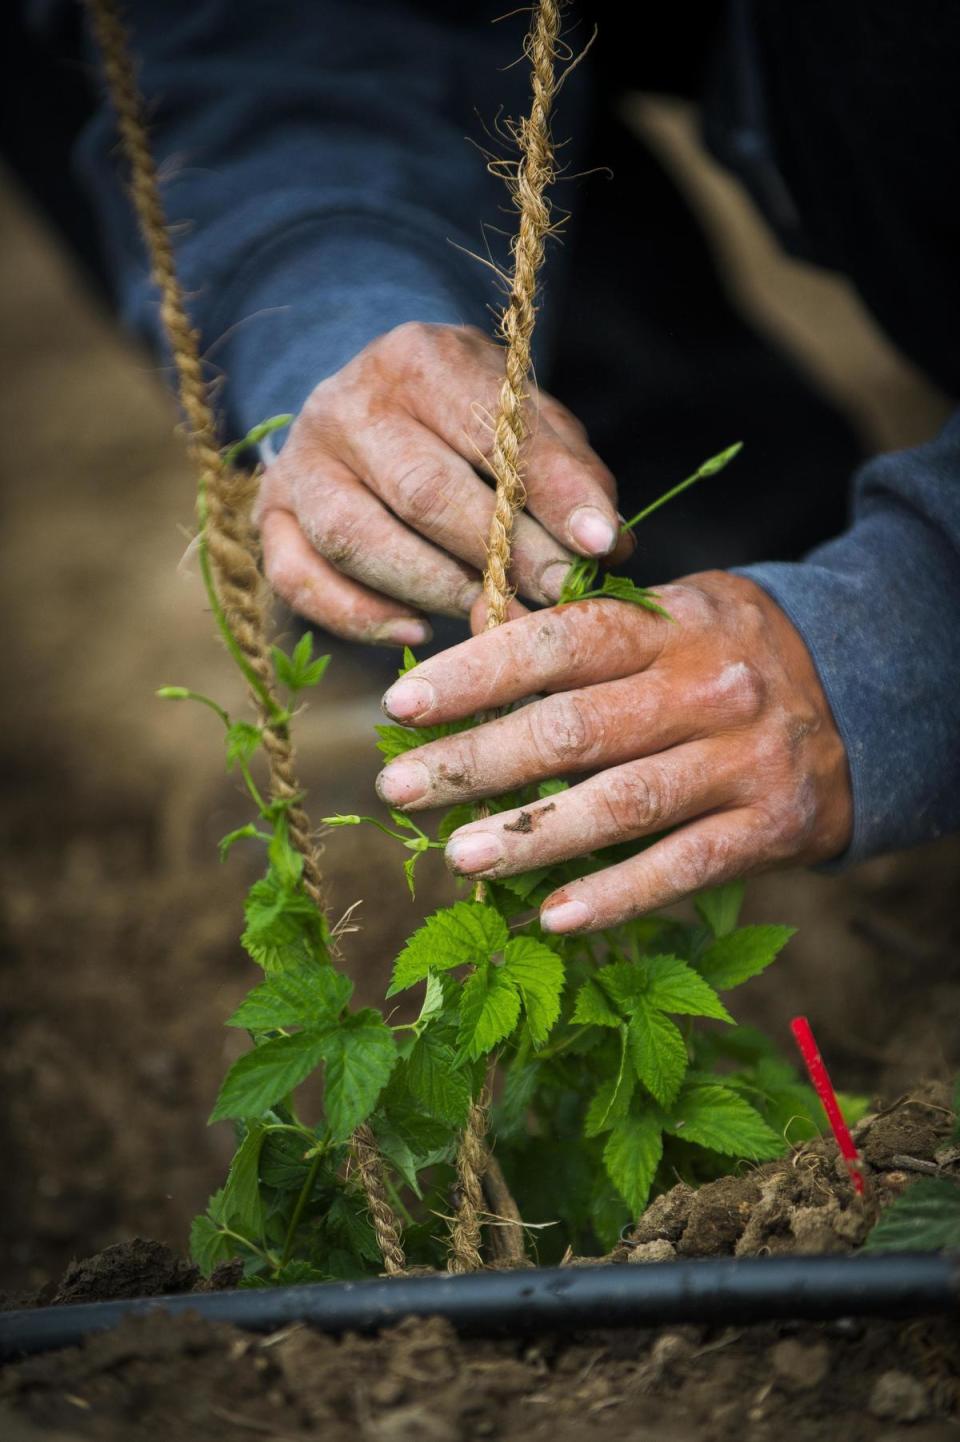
[256,322,627,646]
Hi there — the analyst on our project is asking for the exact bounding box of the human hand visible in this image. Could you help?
[374,572,853,932]
[256,322,626,646]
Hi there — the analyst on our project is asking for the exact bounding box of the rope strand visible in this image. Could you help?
[84,0,404,1273]
[449,0,562,1273]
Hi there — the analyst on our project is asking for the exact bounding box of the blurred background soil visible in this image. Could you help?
[1,99,958,1294]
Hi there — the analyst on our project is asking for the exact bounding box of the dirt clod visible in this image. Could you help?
[52,1240,199,1306]
[870,1370,933,1423]
[769,1338,832,1390]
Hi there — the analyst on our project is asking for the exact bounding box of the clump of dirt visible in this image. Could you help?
[620,1085,956,1261]
[51,1240,198,1307]
[3,1308,958,1442]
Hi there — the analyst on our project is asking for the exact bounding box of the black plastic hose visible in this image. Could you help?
[1,1253,957,1361]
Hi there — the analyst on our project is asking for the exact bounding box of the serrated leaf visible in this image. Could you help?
[628,998,688,1107]
[585,1029,634,1137]
[694,880,745,938]
[595,960,649,1013]
[242,868,329,972]
[268,820,304,890]
[406,1032,471,1124]
[375,717,474,764]
[697,925,796,990]
[571,979,622,1028]
[417,973,449,1027]
[493,866,553,902]
[226,721,262,769]
[665,1083,783,1159]
[389,900,509,995]
[221,1121,266,1234]
[559,554,599,603]
[603,1113,664,1215]
[865,1178,960,1253]
[501,936,565,1045]
[272,632,331,693]
[319,1010,397,1141]
[226,965,353,1030]
[437,804,476,844]
[210,1030,327,1121]
[189,1210,237,1276]
[259,1129,312,1190]
[457,962,521,1060]
[324,1193,382,1264]
[576,574,672,618]
[538,779,569,798]
[645,955,733,1023]
[495,1061,540,1139]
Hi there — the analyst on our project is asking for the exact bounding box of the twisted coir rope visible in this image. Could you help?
[448,0,562,1276]
[84,0,406,1275]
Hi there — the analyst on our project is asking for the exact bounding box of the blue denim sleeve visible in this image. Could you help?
[737,412,960,865]
[75,0,577,437]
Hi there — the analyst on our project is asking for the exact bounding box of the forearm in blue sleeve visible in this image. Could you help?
[75,0,581,436]
[737,412,960,865]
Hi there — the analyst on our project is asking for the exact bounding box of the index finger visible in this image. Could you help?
[401,327,622,558]
[381,600,669,724]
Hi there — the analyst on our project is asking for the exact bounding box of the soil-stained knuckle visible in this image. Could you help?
[708,658,768,721]
[311,511,364,571]
[525,691,595,771]
[597,767,673,839]
[394,457,459,531]
[377,318,442,374]
[659,581,719,633]
[672,822,736,892]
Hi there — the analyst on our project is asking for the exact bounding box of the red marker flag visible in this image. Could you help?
[790,1015,865,1196]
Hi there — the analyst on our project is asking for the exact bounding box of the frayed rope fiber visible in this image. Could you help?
[83,0,406,1276]
[449,0,563,1276]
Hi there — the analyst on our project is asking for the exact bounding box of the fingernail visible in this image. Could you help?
[374,618,433,647]
[540,560,570,602]
[569,506,617,557]
[446,831,504,874]
[382,675,436,720]
[540,898,593,934]
[376,759,430,805]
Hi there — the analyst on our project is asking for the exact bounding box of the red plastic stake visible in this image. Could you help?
[790,1015,865,1196]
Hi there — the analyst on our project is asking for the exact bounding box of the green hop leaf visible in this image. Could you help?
[697,926,796,991]
[628,998,688,1107]
[501,936,565,1045]
[406,1032,471,1125]
[220,1120,266,1234]
[226,964,353,1030]
[272,632,331,693]
[457,961,521,1060]
[226,720,262,769]
[603,1113,664,1216]
[242,868,330,972]
[210,1030,327,1122]
[865,1178,960,1253]
[189,1205,238,1276]
[571,979,622,1028]
[694,880,746,938]
[664,1082,783,1159]
[645,955,733,1023]
[319,1010,397,1141]
[389,900,509,995]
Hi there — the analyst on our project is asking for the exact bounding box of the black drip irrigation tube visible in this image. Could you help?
[2,1253,957,1361]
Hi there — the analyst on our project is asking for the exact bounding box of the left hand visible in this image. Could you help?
[374,572,853,933]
